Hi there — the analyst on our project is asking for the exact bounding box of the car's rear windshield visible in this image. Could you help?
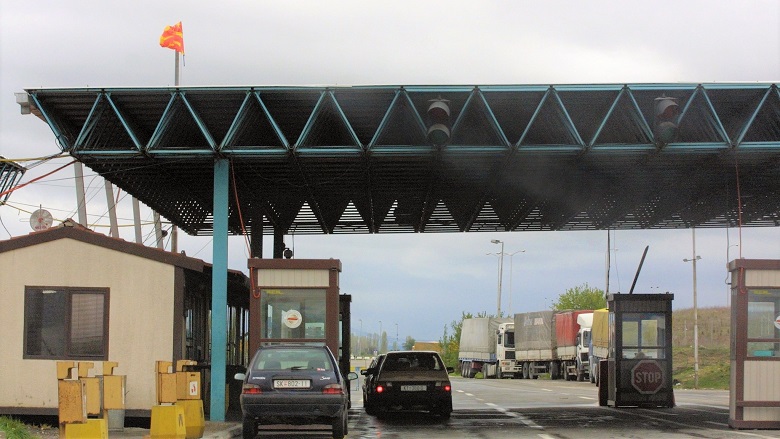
[253,348,333,371]
[382,353,444,371]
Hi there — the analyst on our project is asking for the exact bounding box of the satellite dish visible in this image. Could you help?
[30,209,53,231]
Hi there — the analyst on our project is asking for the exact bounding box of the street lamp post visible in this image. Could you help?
[491,239,504,316]
[683,228,702,389]
[358,319,363,357]
[395,323,399,351]
[506,250,525,316]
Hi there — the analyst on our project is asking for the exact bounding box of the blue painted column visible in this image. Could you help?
[210,158,229,421]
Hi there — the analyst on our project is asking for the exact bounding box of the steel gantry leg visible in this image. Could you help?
[210,158,229,421]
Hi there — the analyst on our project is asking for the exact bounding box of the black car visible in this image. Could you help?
[234,344,358,439]
[360,354,385,408]
[362,350,453,418]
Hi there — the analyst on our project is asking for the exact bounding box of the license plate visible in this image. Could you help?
[401,385,427,391]
[273,379,310,389]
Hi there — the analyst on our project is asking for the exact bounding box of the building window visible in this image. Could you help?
[746,288,780,357]
[260,288,326,341]
[24,287,109,360]
[620,312,667,359]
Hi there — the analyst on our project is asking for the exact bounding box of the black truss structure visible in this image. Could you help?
[22,83,780,236]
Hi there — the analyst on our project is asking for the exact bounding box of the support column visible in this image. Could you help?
[74,162,88,227]
[273,228,284,259]
[250,218,262,258]
[103,180,119,238]
[132,197,142,244]
[154,213,164,249]
[210,159,229,421]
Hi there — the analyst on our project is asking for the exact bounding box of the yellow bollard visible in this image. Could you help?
[150,405,186,439]
[63,418,108,438]
[175,399,205,438]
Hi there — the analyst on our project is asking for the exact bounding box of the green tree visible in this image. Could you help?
[380,332,388,353]
[403,336,416,350]
[552,283,606,310]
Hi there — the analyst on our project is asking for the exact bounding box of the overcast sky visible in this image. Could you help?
[1,1,779,343]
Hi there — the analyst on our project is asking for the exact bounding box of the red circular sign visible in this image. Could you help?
[631,360,664,394]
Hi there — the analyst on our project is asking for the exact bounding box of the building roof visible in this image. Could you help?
[20,83,780,235]
[1,218,208,272]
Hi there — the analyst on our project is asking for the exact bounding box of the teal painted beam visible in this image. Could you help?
[209,158,229,421]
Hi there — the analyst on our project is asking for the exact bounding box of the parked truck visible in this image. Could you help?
[588,308,610,385]
[514,310,593,381]
[458,317,520,379]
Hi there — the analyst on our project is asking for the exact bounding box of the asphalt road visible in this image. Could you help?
[250,376,780,438]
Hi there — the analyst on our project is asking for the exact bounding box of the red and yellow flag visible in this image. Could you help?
[159,22,184,54]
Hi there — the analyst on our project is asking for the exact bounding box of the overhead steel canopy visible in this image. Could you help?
[21,83,780,236]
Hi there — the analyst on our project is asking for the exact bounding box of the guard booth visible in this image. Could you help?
[247,259,352,386]
[599,293,675,408]
[728,259,780,429]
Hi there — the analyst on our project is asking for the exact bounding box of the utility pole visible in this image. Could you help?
[683,228,701,389]
[491,239,504,316]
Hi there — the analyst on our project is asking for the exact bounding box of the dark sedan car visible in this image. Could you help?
[235,344,358,439]
[360,354,385,409]
[362,350,453,418]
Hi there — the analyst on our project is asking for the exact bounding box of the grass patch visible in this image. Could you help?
[672,345,730,389]
[0,416,34,439]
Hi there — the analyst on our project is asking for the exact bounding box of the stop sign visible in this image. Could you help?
[631,360,664,394]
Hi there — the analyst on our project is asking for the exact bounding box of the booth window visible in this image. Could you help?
[23,287,109,360]
[621,312,667,359]
[746,288,780,357]
[260,288,326,340]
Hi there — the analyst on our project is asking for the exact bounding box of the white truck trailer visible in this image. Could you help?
[458,317,519,379]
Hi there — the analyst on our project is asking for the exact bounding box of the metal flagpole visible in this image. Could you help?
[170,51,180,252]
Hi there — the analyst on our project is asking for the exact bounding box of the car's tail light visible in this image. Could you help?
[322,384,344,395]
[242,384,262,394]
[375,384,385,393]
[435,382,451,392]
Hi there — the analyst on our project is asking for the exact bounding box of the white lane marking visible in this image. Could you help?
[494,406,544,430]
[579,396,595,400]
[537,435,557,439]
[459,381,546,431]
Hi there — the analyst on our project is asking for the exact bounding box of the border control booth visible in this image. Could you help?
[246,258,352,387]
[599,293,675,408]
[729,259,780,429]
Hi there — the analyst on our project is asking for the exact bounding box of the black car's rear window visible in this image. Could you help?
[382,353,444,371]
[253,349,333,371]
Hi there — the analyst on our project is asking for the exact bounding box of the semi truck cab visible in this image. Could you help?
[496,322,520,378]
[577,325,591,381]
